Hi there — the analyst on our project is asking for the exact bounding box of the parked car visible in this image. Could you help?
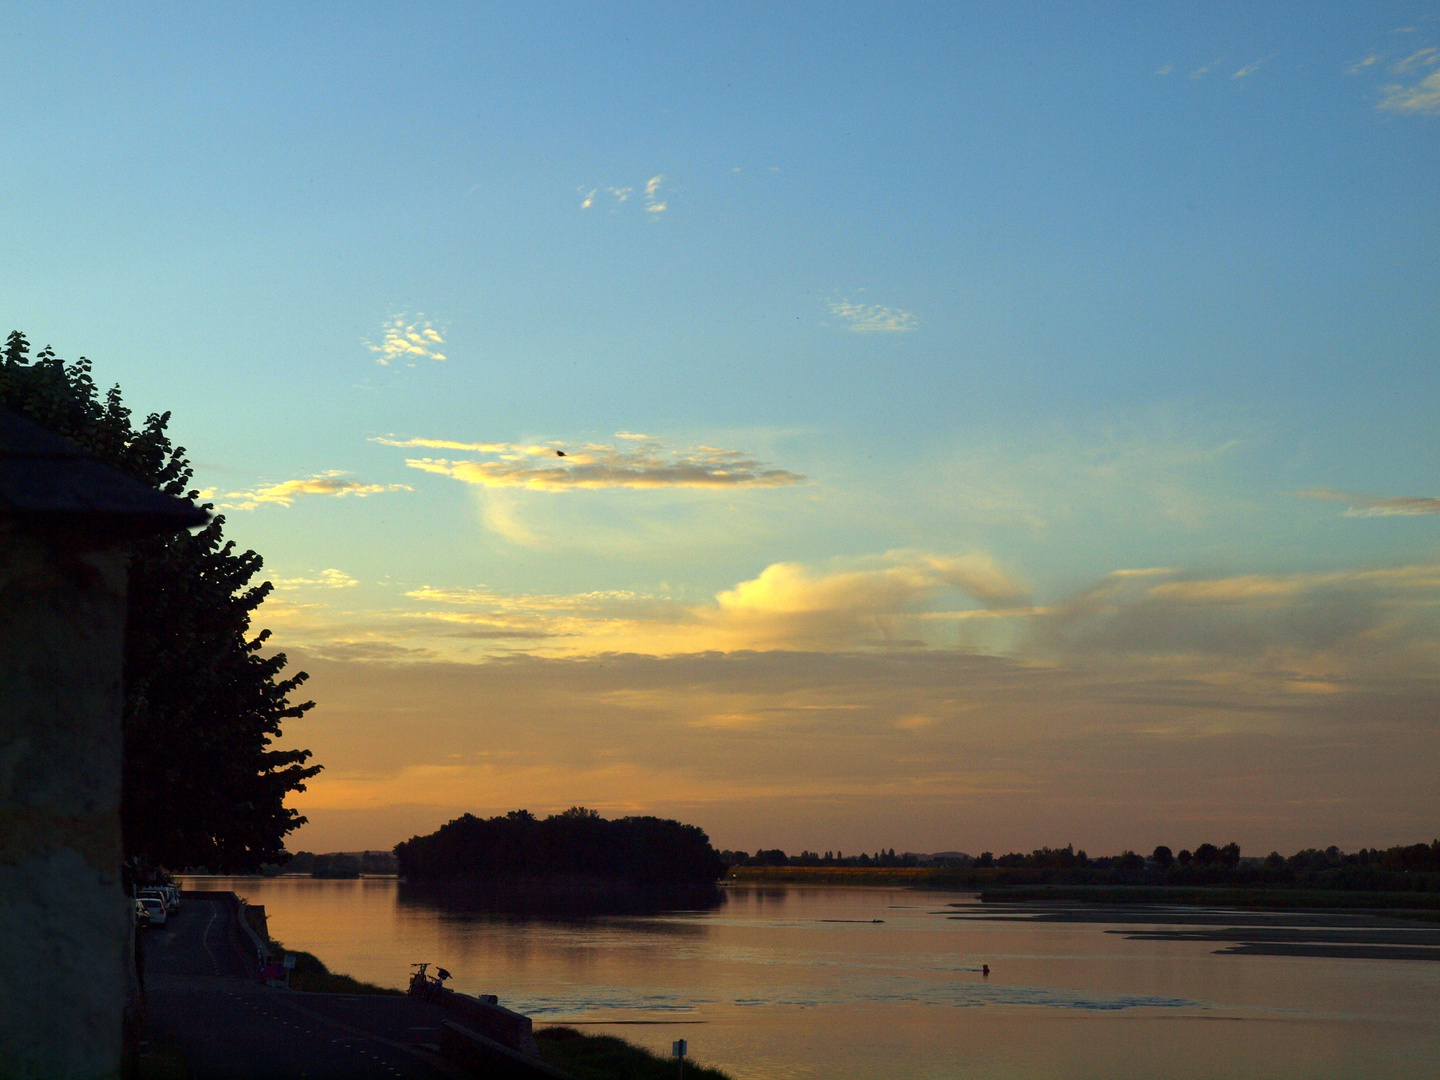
[138,887,175,914]
[137,897,167,927]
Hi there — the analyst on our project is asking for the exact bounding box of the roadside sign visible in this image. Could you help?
[283,954,296,969]
[672,1040,686,1058]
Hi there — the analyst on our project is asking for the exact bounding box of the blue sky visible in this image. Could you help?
[6,3,1439,853]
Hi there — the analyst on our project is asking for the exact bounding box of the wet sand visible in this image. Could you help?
[950,901,1440,961]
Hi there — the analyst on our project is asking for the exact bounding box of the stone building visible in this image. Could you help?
[0,407,206,1078]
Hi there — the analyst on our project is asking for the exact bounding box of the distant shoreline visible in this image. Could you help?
[979,884,1440,911]
[727,866,1440,909]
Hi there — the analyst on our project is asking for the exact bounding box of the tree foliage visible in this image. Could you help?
[395,807,727,884]
[0,332,319,870]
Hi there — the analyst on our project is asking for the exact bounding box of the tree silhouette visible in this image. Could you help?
[395,808,726,884]
[0,332,319,870]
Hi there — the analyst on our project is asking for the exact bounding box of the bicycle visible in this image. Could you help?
[407,962,452,1001]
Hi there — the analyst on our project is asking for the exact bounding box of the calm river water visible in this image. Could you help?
[183,877,1439,1079]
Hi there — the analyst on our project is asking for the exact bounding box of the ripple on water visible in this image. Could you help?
[512,978,1199,1017]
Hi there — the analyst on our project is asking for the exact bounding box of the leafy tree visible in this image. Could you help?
[1115,850,1145,871]
[1192,843,1220,867]
[395,808,726,883]
[0,332,319,870]
[1152,845,1174,869]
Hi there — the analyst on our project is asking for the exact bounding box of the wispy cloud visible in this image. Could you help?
[1155,64,1173,76]
[408,585,652,611]
[275,569,360,590]
[1232,61,1263,79]
[390,551,1028,654]
[644,174,667,214]
[365,314,446,366]
[580,177,670,213]
[1300,488,1440,516]
[829,299,918,334]
[1033,562,1440,669]
[373,436,514,453]
[1379,68,1440,113]
[216,472,412,511]
[1348,54,1381,74]
[383,434,805,490]
[1391,47,1438,73]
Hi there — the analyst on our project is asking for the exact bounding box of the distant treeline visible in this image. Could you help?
[394,808,727,885]
[723,848,952,868]
[280,851,398,876]
[723,840,1440,891]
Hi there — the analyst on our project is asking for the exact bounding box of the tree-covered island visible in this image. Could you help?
[395,807,727,885]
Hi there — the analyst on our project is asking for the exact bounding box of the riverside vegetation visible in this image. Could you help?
[724,840,1440,904]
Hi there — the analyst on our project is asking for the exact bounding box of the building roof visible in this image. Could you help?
[0,407,209,539]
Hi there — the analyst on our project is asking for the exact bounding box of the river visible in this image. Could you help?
[181,877,1440,1079]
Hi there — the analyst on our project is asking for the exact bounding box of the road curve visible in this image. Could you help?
[144,896,461,1079]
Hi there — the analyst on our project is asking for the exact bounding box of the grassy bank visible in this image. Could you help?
[261,937,403,995]
[980,885,1440,910]
[537,1028,729,1080]
[254,920,729,1076]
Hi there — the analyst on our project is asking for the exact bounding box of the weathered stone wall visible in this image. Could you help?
[0,522,129,1079]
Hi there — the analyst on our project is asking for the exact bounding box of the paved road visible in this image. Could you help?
[144,897,461,1080]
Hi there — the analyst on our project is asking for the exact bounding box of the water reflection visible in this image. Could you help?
[184,878,1440,1080]
[397,879,723,921]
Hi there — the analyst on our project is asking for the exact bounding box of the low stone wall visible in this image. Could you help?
[439,991,541,1057]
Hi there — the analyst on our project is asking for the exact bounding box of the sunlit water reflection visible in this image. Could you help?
[183,878,1440,1079]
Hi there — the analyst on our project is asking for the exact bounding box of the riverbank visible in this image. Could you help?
[728,864,1440,899]
[230,892,731,1079]
[978,885,1440,911]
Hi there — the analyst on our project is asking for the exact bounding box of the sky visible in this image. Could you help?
[6,3,1439,857]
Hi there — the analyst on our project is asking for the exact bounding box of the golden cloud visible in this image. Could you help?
[216,472,411,511]
[381,434,804,490]
[268,546,1440,854]
[382,552,1028,656]
[286,643,1440,856]
[274,569,360,590]
[1300,487,1440,516]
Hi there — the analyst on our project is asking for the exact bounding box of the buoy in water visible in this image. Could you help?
[981,964,990,976]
